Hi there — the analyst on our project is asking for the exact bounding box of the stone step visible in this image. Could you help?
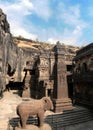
[8,106,93,130]
[45,106,93,129]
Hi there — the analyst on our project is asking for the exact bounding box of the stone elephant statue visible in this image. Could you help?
[16,97,53,129]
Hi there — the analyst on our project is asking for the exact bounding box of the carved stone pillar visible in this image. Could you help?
[22,70,31,98]
[53,42,73,113]
[45,88,48,97]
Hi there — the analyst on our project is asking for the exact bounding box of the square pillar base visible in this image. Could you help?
[53,98,73,113]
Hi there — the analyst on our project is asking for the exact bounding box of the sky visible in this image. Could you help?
[0,0,93,46]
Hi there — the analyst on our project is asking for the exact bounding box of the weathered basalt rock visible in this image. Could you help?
[0,8,17,91]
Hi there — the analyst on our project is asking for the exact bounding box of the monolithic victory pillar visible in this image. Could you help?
[53,42,73,113]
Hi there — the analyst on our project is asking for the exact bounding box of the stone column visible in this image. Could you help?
[22,70,31,98]
[53,42,73,113]
[45,88,48,97]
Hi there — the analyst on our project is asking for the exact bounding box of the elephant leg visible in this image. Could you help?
[17,116,22,128]
[18,120,21,128]
[20,115,28,129]
[37,110,44,127]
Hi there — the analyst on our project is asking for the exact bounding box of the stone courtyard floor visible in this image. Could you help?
[64,121,93,130]
[0,91,22,130]
[0,90,93,130]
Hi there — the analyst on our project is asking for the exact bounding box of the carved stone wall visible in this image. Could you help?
[0,9,18,90]
[73,43,93,107]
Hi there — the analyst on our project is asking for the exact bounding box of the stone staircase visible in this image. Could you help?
[8,105,93,130]
[46,105,93,130]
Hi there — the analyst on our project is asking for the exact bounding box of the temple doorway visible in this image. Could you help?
[68,83,73,102]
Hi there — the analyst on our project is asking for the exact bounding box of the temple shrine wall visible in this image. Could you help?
[73,43,93,107]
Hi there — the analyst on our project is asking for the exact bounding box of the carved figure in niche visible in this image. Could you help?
[16,97,53,129]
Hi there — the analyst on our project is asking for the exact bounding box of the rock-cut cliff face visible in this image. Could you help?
[0,9,17,90]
